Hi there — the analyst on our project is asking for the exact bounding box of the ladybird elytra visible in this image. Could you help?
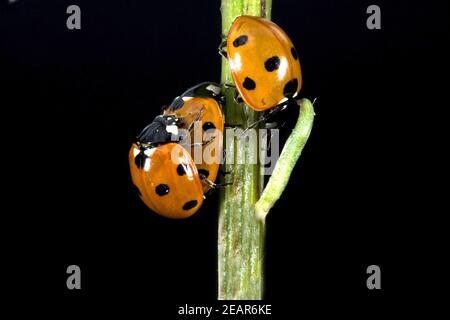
[226,16,302,111]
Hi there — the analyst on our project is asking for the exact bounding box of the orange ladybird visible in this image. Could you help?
[224,16,302,111]
[129,115,203,218]
[163,82,224,193]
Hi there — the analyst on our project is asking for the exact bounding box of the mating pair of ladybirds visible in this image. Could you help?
[129,16,302,218]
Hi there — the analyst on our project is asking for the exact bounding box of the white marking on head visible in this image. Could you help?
[166,125,179,136]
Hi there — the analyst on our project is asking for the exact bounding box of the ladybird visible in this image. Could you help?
[163,82,225,193]
[224,16,302,111]
[129,115,204,219]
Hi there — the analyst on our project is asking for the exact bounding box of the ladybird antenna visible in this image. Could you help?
[239,102,288,137]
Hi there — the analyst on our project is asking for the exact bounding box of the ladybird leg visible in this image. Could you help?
[265,101,289,120]
[218,40,227,59]
[240,118,265,137]
[221,83,239,104]
[187,107,206,131]
[233,90,244,104]
[222,83,235,89]
[221,83,237,93]
[240,103,289,137]
[190,135,215,147]
[201,175,232,189]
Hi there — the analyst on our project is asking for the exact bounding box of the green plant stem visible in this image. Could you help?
[218,0,271,300]
[255,98,315,221]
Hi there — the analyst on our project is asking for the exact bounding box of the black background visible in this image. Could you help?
[1,0,447,317]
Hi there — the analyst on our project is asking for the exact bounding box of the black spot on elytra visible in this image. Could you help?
[291,47,298,60]
[202,122,216,131]
[243,77,256,90]
[177,164,186,176]
[283,79,298,98]
[155,184,170,196]
[134,151,147,169]
[198,169,210,178]
[233,35,248,47]
[183,200,198,211]
[264,56,280,72]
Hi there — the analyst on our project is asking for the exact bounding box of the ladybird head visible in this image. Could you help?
[136,115,180,147]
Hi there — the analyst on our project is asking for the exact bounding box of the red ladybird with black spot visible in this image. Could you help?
[224,16,302,111]
[163,82,225,193]
[129,115,204,219]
